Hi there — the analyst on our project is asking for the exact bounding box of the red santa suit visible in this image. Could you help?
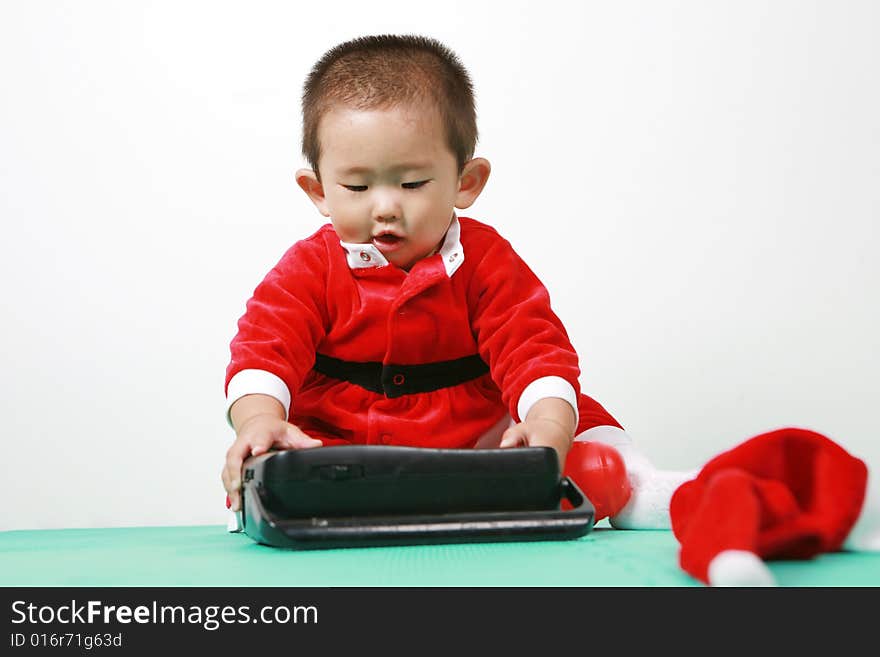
[225,215,621,447]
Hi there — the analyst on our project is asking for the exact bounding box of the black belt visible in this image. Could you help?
[313,353,489,398]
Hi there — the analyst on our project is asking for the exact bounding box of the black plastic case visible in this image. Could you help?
[240,445,594,549]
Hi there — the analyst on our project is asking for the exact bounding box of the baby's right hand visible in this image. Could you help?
[222,414,322,512]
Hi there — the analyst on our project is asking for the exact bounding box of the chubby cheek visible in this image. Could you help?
[330,215,367,242]
[325,196,367,241]
[411,194,454,239]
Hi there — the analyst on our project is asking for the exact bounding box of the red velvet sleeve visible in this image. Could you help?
[466,230,582,421]
[225,234,330,400]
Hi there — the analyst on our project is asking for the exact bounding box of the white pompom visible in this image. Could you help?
[708,550,776,587]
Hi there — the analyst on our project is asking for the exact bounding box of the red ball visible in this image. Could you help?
[563,441,632,521]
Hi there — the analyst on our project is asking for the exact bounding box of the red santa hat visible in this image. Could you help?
[670,427,868,585]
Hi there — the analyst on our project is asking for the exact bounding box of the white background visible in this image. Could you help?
[1,1,877,531]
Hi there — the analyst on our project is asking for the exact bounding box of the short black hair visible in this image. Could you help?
[301,34,478,178]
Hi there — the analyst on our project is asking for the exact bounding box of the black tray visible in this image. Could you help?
[240,445,594,549]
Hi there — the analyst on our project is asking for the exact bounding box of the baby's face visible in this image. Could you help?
[315,103,462,270]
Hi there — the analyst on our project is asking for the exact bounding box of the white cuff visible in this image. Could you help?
[225,369,291,426]
[516,376,578,425]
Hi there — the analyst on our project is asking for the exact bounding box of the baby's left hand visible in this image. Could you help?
[499,398,576,467]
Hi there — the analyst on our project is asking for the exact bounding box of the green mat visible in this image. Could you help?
[2,524,878,586]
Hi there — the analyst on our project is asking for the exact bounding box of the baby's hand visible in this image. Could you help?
[499,418,572,466]
[499,398,577,467]
[222,414,322,512]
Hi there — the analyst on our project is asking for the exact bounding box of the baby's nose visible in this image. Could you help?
[372,189,402,221]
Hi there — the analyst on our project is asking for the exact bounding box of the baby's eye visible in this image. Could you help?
[402,180,429,189]
[342,184,367,192]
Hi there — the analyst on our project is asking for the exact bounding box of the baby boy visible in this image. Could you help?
[221,34,653,516]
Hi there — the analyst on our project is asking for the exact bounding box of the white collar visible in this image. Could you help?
[339,214,465,277]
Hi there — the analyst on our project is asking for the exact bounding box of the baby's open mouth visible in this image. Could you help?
[372,233,403,249]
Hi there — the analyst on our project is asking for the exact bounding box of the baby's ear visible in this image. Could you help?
[455,158,491,209]
[295,169,330,217]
